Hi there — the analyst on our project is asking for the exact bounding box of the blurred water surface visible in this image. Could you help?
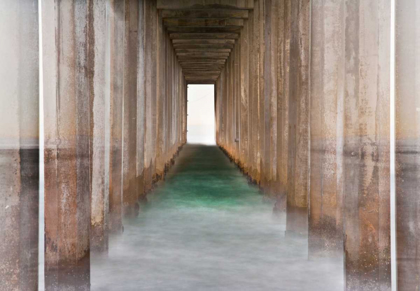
[91,145,343,291]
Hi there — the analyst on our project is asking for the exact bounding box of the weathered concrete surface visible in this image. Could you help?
[123,0,139,218]
[286,0,310,236]
[0,1,39,290]
[342,1,391,289]
[43,1,91,289]
[90,0,110,253]
[109,0,125,235]
[216,1,310,240]
[396,0,420,290]
[309,0,345,257]
[42,1,187,289]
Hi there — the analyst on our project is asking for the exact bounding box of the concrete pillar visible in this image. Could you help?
[278,0,290,196]
[343,0,391,289]
[309,0,345,257]
[286,0,310,236]
[274,0,289,213]
[137,0,146,199]
[395,0,420,289]
[156,9,165,179]
[90,0,111,253]
[123,0,139,217]
[0,1,39,289]
[257,0,265,187]
[108,0,125,235]
[144,0,158,192]
[251,4,260,184]
[43,1,91,289]
[240,18,249,173]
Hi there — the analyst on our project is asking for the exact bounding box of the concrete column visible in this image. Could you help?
[122,0,139,217]
[144,0,158,192]
[90,0,111,253]
[395,0,420,289]
[247,9,256,179]
[108,0,125,235]
[250,6,260,183]
[257,0,265,187]
[309,0,345,256]
[286,0,310,236]
[43,1,91,289]
[278,0,290,196]
[343,0,391,289]
[274,0,289,213]
[156,9,165,179]
[0,1,39,289]
[137,0,146,199]
[263,0,278,193]
[240,19,249,173]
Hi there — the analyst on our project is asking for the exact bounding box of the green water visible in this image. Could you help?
[92,145,343,290]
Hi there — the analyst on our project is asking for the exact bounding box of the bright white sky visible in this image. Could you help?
[187,85,216,145]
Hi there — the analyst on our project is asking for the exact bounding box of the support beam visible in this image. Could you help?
[157,0,254,10]
[165,26,242,33]
[122,0,140,217]
[161,9,248,19]
[90,0,110,253]
[176,52,230,58]
[170,32,239,39]
[309,0,344,257]
[396,0,420,290]
[286,0,310,237]
[173,44,234,49]
[172,39,235,45]
[163,18,244,28]
[43,1,91,289]
[343,0,391,289]
[175,48,232,53]
[109,0,125,235]
[0,1,39,290]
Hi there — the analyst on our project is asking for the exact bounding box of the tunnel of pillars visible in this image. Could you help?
[1,0,419,290]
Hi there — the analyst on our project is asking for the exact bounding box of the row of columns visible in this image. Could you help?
[215,0,419,290]
[1,0,187,290]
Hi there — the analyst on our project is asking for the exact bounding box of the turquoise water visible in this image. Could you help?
[91,145,343,290]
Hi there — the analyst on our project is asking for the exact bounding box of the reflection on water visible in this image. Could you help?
[91,145,343,290]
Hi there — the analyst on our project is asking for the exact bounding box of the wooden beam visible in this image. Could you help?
[170,33,239,39]
[161,9,248,19]
[157,0,254,10]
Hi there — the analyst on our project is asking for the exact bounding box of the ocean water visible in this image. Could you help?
[91,145,344,291]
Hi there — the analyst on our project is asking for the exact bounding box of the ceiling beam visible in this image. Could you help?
[170,33,239,39]
[177,52,230,57]
[173,44,234,49]
[175,48,232,53]
[165,26,242,33]
[157,0,254,10]
[164,18,244,28]
[172,39,235,44]
[161,9,248,19]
